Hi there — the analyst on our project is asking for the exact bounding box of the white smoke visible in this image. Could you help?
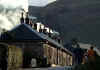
[0,0,28,31]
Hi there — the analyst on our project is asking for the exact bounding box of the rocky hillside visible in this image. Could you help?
[29,0,100,47]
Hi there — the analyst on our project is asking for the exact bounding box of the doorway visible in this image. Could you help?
[0,43,7,70]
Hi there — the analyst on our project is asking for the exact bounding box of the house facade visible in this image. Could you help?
[0,23,73,68]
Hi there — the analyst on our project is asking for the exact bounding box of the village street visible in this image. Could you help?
[22,68,49,70]
[19,66,73,70]
[0,66,74,70]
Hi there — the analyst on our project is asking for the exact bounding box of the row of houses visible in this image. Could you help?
[0,22,73,68]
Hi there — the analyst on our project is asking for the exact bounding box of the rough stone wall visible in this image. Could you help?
[43,43,73,66]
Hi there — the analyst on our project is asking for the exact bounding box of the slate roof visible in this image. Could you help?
[0,23,73,55]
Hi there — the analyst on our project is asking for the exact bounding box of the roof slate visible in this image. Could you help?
[0,23,73,55]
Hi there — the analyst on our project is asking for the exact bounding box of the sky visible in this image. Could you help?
[0,0,56,30]
[0,0,28,11]
[0,0,57,11]
[0,0,29,30]
[29,0,56,6]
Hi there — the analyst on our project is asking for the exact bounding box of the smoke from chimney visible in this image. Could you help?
[0,0,28,31]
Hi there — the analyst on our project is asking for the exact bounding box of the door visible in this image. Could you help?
[0,43,7,70]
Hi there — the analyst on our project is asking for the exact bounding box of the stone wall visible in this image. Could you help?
[43,43,73,66]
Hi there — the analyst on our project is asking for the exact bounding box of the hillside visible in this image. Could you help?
[29,6,43,18]
[29,0,100,47]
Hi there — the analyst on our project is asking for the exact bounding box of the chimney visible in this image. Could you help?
[42,26,47,34]
[43,29,47,34]
[34,23,37,30]
[48,29,51,37]
[20,12,25,24]
[29,20,33,27]
[25,12,30,25]
[57,36,62,44]
[39,25,43,33]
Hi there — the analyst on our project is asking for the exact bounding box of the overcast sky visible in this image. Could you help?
[0,0,56,12]
[29,0,56,6]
